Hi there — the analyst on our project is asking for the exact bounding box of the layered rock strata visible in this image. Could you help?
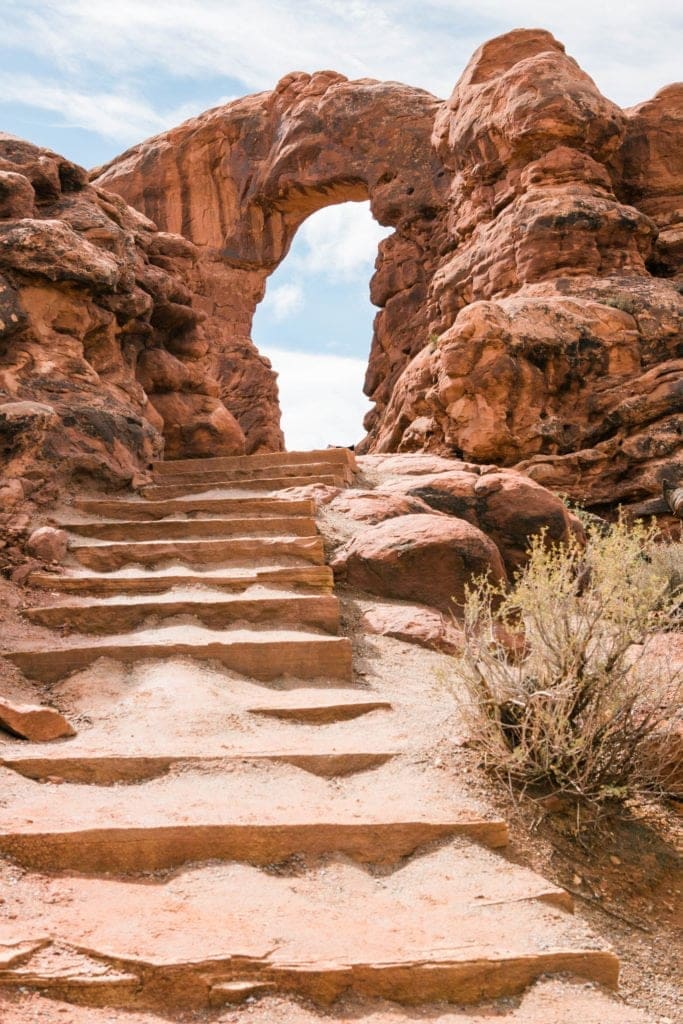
[0,134,248,509]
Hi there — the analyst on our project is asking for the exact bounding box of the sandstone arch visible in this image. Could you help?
[96,69,448,456]
[96,29,682,511]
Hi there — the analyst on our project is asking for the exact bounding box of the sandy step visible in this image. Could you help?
[1,749,396,784]
[72,495,316,520]
[59,515,318,540]
[151,447,356,477]
[140,473,345,500]
[0,980,655,1023]
[0,659,396,779]
[23,591,340,635]
[4,625,353,683]
[29,564,334,595]
[69,535,325,571]
[0,767,508,872]
[151,460,354,487]
[0,844,619,1010]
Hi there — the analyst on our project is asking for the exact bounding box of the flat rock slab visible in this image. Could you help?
[24,590,340,634]
[150,459,354,487]
[72,495,316,520]
[29,564,335,594]
[1,750,397,783]
[151,448,356,477]
[59,515,319,540]
[0,980,655,1023]
[0,762,508,871]
[141,474,345,500]
[5,625,353,683]
[0,844,617,1010]
[0,700,75,742]
[70,535,325,571]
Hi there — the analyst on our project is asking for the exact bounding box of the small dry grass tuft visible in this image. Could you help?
[457,518,682,810]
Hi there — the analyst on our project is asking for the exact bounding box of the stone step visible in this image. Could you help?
[140,473,345,500]
[0,844,619,1011]
[0,656,395,777]
[151,447,356,477]
[59,515,319,540]
[151,459,354,486]
[72,495,316,520]
[0,979,655,1023]
[69,535,325,571]
[4,625,353,683]
[23,590,340,635]
[249,698,392,723]
[29,564,334,595]
[0,768,508,873]
[1,749,396,784]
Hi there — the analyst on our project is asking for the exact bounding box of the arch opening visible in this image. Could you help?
[252,200,391,451]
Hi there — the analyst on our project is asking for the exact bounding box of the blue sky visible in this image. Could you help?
[2,1,680,449]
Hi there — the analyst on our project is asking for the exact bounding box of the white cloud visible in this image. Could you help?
[261,282,305,322]
[0,72,222,144]
[262,346,371,450]
[294,203,392,282]
[2,0,681,155]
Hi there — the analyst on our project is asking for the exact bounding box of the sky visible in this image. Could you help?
[1,0,680,449]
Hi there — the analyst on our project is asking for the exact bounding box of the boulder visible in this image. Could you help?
[0,699,75,741]
[361,602,464,655]
[149,392,246,459]
[330,489,436,525]
[26,526,68,563]
[404,469,578,574]
[0,170,35,220]
[331,513,507,612]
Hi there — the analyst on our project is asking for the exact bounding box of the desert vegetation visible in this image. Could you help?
[458,517,682,812]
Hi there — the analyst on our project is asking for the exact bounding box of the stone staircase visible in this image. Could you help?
[0,449,651,1021]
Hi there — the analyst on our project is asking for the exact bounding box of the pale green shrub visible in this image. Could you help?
[458,518,682,807]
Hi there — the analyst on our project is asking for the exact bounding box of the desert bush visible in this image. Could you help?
[457,518,682,808]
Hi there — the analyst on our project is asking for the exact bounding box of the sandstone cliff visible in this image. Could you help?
[96,28,682,512]
[0,134,250,512]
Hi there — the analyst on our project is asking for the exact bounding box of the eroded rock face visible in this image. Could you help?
[331,513,507,612]
[0,135,247,504]
[318,454,579,650]
[96,29,681,511]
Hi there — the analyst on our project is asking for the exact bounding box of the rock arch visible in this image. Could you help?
[96,69,448,454]
[96,30,682,511]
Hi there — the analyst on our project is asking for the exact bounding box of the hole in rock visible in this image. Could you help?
[252,201,391,451]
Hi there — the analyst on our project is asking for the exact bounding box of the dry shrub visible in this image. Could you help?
[458,518,682,808]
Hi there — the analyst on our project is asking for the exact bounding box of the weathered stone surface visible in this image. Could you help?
[0,135,247,510]
[0,171,35,219]
[95,28,682,511]
[347,455,579,577]
[25,526,68,563]
[361,601,464,655]
[331,513,507,612]
[0,699,75,741]
[399,468,578,575]
[329,489,436,524]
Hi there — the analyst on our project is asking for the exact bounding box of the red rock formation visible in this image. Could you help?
[0,135,246,508]
[96,29,681,512]
[0,699,75,741]
[95,72,445,455]
[331,512,507,612]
